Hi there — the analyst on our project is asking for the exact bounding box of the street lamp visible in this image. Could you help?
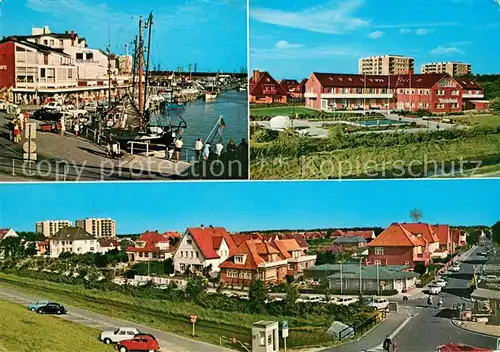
[359,257,363,294]
[376,262,380,296]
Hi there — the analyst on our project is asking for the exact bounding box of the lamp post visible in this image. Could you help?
[340,260,343,294]
[359,257,363,294]
[376,262,380,296]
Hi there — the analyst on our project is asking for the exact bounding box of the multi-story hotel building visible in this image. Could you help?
[304,72,486,113]
[36,220,73,238]
[358,55,415,75]
[0,26,131,104]
[75,218,116,238]
[421,62,472,77]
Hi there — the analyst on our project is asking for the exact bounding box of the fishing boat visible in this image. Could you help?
[205,92,217,101]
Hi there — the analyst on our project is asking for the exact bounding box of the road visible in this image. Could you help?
[0,285,232,352]
[324,246,496,352]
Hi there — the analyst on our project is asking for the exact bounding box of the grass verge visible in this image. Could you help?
[0,299,114,352]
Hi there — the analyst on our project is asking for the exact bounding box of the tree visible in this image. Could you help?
[414,263,427,275]
[492,221,500,245]
[185,276,205,301]
[409,209,423,222]
[164,258,174,274]
[491,98,500,113]
[284,282,299,306]
[0,237,25,259]
[248,280,268,313]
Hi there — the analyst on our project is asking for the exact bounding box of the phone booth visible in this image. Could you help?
[252,321,279,352]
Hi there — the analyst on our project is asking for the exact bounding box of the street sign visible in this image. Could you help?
[189,315,197,324]
[282,320,289,338]
[23,141,37,153]
[25,122,37,139]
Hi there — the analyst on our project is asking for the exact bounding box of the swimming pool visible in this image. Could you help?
[356,119,408,127]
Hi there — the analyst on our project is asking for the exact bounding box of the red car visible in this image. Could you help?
[436,343,493,352]
[116,334,160,352]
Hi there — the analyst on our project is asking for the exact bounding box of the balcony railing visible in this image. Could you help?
[320,93,394,99]
[304,92,318,98]
[262,89,277,95]
[462,93,484,99]
[288,254,317,263]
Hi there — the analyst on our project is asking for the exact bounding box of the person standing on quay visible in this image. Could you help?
[74,122,80,137]
[60,115,66,136]
[174,137,183,163]
[194,138,203,161]
[215,140,224,160]
[13,121,20,143]
[383,336,393,352]
[227,139,237,159]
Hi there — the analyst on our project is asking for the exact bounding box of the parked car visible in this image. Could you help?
[116,334,160,352]
[27,300,50,312]
[32,108,62,121]
[44,101,63,111]
[336,297,358,306]
[296,296,322,303]
[483,275,499,281]
[449,265,461,272]
[433,279,448,288]
[100,327,140,345]
[436,343,493,351]
[34,302,67,314]
[477,252,487,257]
[368,298,389,310]
[428,284,442,295]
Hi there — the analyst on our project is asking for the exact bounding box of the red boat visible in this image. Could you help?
[436,343,493,352]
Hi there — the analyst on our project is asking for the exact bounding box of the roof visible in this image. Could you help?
[0,228,16,240]
[343,230,375,240]
[470,288,500,301]
[431,225,451,245]
[98,238,120,247]
[456,77,482,90]
[0,36,70,56]
[219,238,287,270]
[163,231,181,238]
[250,71,288,97]
[311,72,454,89]
[51,227,95,241]
[332,236,367,244]
[187,227,236,259]
[400,223,440,243]
[451,228,466,243]
[138,231,169,244]
[367,223,427,247]
[326,265,419,280]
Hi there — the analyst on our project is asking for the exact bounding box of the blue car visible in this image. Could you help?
[27,301,50,312]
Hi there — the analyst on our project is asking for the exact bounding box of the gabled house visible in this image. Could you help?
[173,226,236,274]
[431,224,453,256]
[273,238,316,276]
[451,228,467,248]
[97,237,121,254]
[344,230,376,242]
[36,240,49,256]
[279,79,300,97]
[49,227,97,258]
[219,239,288,287]
[291,78,307,98]
[398,223,440,253]
[126,231,174,264]
[367,223,431,268]
[332,236,367,249]
[249,70,288,104]
[0,228,19,259]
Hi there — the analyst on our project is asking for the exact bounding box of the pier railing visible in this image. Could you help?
[127,141,193,162]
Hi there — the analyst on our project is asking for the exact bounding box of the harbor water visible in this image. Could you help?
[152,91,248,152]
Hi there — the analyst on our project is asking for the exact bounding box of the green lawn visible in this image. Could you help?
[0,299,114,352]
[250,106,323,117]
[454,114,500,127]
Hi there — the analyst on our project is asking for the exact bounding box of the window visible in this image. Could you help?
[50,40,54,46]
[76,53,84,60]
[187,239,192,245]
[86,52,93,60]
[374,247,384,255]
[60,40,63,46]
[90,247,94,251]
[235,255,244,264]
[77,248,82,252]
[227,270,238,278]
[68,69,73,79]
[452,90,459,96]
[195,252,199,258]
[374,260,382,265]
[44,40,48,45]
[190,251,194,258]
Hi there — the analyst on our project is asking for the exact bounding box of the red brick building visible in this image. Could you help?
[126,231,175,264]
[279,79,300,97]
[249,70,287,104]
[367,223,432,268]
[304,72,485,113]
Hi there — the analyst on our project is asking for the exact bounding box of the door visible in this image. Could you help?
[47,304,58,313]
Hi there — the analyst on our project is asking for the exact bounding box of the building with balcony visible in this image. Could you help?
[367,223,433,268]
[75,218,116,238]
[126,232,174,264]
[421,62,472,77]
[249,70,287,104]
[35,220,72,238]
[358,55,415,75]
[49,227,97,258]
[304,72,485,113]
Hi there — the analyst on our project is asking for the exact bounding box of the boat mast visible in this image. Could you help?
[132,36,137,99]
[138,15,144,128]
[143,11,153,113]
[107,19,111,107]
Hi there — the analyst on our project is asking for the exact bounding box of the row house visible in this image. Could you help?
[432,224,453,258]
[331,236,367,250]
[127,231,175,264]
[451,228,468,248]
[367,223,433,268]
[97,238,121,254]
[172,226,236,273]
[304,72,485,113]
[279,79,300,97]
[249,70,288,104]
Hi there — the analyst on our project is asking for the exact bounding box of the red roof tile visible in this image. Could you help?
[220,239,287,270]
[98,238,120,247]
[368,223,427,247]
[250,71,288,97]
[138,231,170,244]
[431,225,451,245]
[344,230,375,240]
[187,227,236,259]
[400,223,439,243]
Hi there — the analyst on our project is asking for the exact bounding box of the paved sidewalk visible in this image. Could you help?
[452,319,500,338]
[323,309,414,352]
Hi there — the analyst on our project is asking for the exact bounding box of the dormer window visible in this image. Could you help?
[234,255,245,264]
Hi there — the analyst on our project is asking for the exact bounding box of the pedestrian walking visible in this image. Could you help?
[74,122,80,137]
[215,140,224,159]
[403,296,408,303]
[203,142,211,161]
[60,115,66,136]
[194,138,203,161]
[13,122,20,143]
[383,336,393,352]
[174,137,183,163]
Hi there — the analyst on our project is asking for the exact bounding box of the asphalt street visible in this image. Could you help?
[325,246,497,352]
[0,285,232,352]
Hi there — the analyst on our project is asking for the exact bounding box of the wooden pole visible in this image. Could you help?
[138,16,144,126]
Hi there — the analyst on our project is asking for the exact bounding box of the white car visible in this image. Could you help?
[336,297,358,306]
[44,101,63,111]
[434,279,447,288]
[449,265,461,272]
[63,105,88,118]
[484,275,498,281]
[368,298,389,310]
[296,296,322,303]
[100,327,140,344]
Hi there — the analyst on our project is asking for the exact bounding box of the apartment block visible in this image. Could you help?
[36,220,72,237]
[75,218,116,238]
[359,55,415,75]
[421,62,472,77]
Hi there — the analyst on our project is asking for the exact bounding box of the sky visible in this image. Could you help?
[250,0,500,79]
[0,0,247,73]
[1,180,498,234]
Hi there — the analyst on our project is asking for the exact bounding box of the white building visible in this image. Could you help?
[173,226,235,273]
[75,218,116,238]
[97,238,121,254]
[49,227,97,258]
[36,220,72,237]
[0,228,19,259]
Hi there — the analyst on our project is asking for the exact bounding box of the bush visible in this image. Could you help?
[414,263,427,275]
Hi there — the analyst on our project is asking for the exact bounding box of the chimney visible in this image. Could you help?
[253,70,261,82]
[71,30,75,46]
[200,224,204,229]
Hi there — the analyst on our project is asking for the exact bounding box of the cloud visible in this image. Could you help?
[400,28,412,34]
[431,46,464,55]
[368,31,384,39]
[251,44,365,60]
[250,0,370,34]
[415,28,431,35]
[376,22,458,29]
[399,28,433,35]
[275,40,304,49]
